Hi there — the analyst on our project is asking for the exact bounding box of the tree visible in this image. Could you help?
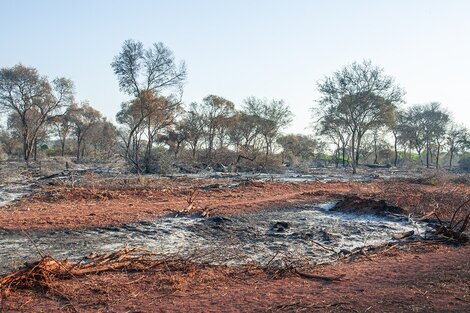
[447,124,468,169]
[199,95,235,160]
[86,119,118,160]
[401,106,426,164]
[243,97,293,158]
[69,102,102,161]
[51,108,73,156]
[316,60,404,173]
[315,106,350,167]
[111,40,186,97]
[111,39,186,172]
[0,64,74,161]
[422,103,449,169]
[227,111,262,159]
[180,103,206,159]
[277,134,317,164]
[141,93,181,172]
[116,92,181,172]
[404,103,449,168]
[386,108,412,167]
[0,125,21,157]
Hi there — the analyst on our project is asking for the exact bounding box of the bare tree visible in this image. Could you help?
[0,64,74,162]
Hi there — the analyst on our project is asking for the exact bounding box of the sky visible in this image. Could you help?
[1,0,469,134]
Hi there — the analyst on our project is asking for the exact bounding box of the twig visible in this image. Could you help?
[21,229,45,259]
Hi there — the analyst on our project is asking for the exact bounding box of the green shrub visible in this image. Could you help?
[45,148,58,157]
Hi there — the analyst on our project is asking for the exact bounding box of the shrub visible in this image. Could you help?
[459,154,470,172]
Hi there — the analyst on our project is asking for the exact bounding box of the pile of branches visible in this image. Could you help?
[434,198,470,242]
[0,247,194,296]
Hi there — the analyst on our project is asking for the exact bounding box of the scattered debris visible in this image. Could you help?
[271,221,290,232]
[393,230,414,240]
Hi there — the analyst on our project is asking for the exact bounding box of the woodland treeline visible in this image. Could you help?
[0,40,469,173]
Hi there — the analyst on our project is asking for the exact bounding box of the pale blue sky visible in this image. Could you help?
[1,0,469,133]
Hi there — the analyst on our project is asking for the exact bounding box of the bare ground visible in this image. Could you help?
[1,177,469,230]
[1,243,469,312]
[0,173,469,312]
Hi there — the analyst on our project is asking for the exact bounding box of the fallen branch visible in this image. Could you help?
[294,269,345,282]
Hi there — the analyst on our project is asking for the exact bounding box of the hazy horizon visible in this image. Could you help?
[1,0,469,133]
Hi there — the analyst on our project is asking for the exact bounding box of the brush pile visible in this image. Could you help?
[434,198,470,242]
[0,247,191,296]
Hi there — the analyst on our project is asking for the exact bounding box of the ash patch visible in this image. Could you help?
[0,202,431,274]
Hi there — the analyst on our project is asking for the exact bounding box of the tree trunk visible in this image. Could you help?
[265,135,269,156]
[61,139,66,156]
[23,133,30,162]
[373,136,378,164]
[33,138,38,161]
[426,141,430,168]
[393,132,398,167]
[449,148,454,169]
[175,141,181,157]
[355,133,362,166]
[144,138,153,174]
[76,139,81,161]
[417,149,423,165]
[342,143,346,167]
[335,146,339,168]
[351,131,357,174]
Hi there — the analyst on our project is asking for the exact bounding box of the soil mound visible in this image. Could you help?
[331,195,406,216]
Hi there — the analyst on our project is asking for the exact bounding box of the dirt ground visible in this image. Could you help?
[1,176,469,230]
[0,172,469,312]
[2,242,469,312]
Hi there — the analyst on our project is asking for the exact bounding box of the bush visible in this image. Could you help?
[459,154,470,172]
[45,148,58,157]
[145,148,176,175]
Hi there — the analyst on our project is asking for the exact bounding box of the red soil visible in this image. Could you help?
[1,177,469,312]
[2,243,469,312]
[1,178,468,230]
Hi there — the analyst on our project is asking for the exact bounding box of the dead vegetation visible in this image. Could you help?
[0,247,208,311]
[1,169,469,311]
[433,198,470,242]
[0,236,452,311]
